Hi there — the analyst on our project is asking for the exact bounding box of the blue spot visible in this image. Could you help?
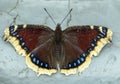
[32,57,36,63]
[36,60,39,64]
[94,38,97,42]
[10,30,14,34]
[91,43,95,47]
[40,62,43,66]
[82,53,86,57]
[74,62,76,66]
[68,63,71,68]
[103,32,106,36]
[97,35,100,39]
[19,37,23,41]
[30,53,34,58]
[11,32,17,36]
[10,27,14,32]
[10,28,14,31]
[24,46,29,52]
[21,42,25,46]
[77,59,81,64]
[16,34,20,38]
[10,25,14,30]
[99,33,105,38]
[45,64,48,68]
[80,57,85,62]
[87,48,92,52]
[103,28,107,33]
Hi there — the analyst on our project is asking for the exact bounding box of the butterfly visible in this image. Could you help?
[4,9,113,76]
[4,23,112,76]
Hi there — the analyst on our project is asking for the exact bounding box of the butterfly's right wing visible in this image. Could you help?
[4,24,57,76]
[60,25,112,75]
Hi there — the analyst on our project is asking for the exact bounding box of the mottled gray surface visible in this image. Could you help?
[0,0,120,84]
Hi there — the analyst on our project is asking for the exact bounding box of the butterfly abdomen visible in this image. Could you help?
[51,42,65,65]
[55,45,61,57]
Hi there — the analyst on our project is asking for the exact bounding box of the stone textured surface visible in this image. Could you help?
[0,0,120,84]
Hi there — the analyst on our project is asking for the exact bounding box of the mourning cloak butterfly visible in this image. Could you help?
[4,23,112,76]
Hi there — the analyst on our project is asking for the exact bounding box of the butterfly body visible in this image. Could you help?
[4,24,112,76]
[53,24,64,65]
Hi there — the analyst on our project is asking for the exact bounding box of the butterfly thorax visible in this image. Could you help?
[54,24,62,44]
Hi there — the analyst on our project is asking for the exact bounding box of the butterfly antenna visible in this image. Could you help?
[60,8,73,25]
[44,8,56,25]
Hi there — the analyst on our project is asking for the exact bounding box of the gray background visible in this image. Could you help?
[0,0,120,84]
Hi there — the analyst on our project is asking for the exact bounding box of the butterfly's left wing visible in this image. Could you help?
[60,25,112,75]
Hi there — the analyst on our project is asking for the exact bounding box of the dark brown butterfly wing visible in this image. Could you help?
[4,24,57,75]
[60,25,112,75]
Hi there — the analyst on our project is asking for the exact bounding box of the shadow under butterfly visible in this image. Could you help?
[4,8,113,76]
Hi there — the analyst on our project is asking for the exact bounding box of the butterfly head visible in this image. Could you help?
[55,23,62,32]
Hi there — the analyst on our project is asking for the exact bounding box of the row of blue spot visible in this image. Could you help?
[87,27,107,53]
[9,25,29,52]
[67,53,87,69]
[30,53,49,69]
[66,27,108,69]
